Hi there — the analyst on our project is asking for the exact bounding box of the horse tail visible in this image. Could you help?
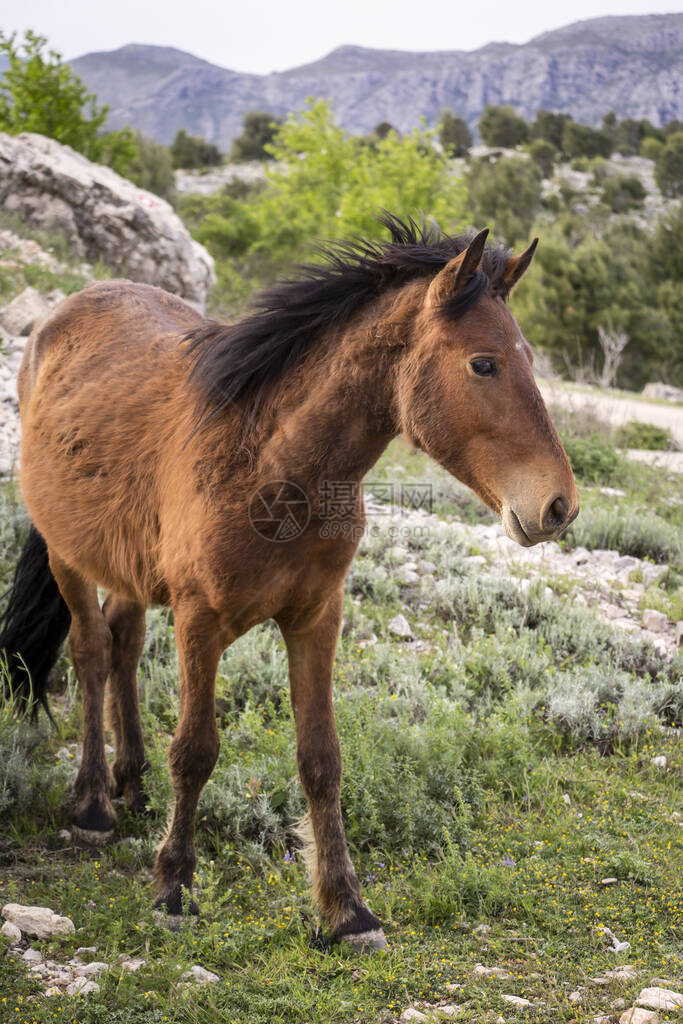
[0,524,71,716]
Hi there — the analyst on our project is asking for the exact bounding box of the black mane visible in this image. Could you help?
[184,213,510,425]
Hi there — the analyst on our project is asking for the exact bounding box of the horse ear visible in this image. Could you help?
[425,228,489,308]
[503,238,538,291]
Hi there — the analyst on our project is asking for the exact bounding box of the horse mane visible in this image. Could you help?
[184,212,511,425]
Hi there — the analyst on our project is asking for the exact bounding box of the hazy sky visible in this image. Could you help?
[2,0,681,73]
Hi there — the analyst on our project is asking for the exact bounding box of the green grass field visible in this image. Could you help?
[1,430,681,1024]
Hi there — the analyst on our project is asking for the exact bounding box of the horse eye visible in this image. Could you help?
[470,357,496,377]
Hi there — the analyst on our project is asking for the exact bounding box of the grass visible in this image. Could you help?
[0,413,682,1024]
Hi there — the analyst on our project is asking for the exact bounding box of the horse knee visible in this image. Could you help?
[68,618,112,683]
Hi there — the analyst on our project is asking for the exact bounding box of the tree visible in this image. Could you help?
[531,109,572,151]
[438,110,471,156]
[466,156,542,244]
[478,105,529,148]
[600,174,646,213]
[528,138,558,177]
[125,133,175,199]
[0,30,134,169]
[596,325,629,387]
[171,129,222,169]
[654,131,683,197]
[230,111,282,162]
[374,121,396,140]
[561,121,613,159]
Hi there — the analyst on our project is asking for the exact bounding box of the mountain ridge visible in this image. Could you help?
[69,14,683,148]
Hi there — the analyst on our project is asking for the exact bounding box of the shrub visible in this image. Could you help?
[124,132,175,198]
[600,174,647,212]
[528,138,558,177]
[565,504,682,567]
[478,104,529,148]
[655,131,683,197]
[230,111,283,162]
[466,155,542,244]
[562,121,613,160]
[561,433,621,484]
[438,110,472,157]
[640,136,663,161]
[614,421,680,451]
[171,128,222,169]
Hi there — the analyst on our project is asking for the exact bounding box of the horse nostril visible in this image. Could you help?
[543,495,569,532]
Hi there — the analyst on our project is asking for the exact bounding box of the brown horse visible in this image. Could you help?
[0,215,577,950]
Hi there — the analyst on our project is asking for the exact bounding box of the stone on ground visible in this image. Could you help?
[620,1008,659,1024]
[0,286,52,335]
[636,987,683,1011]
[388,613,415,639]
[185,964,220,984]
[1,903,75,939]
[1,919,22,943]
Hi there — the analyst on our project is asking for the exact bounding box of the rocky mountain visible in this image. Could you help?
[69,14,683,149]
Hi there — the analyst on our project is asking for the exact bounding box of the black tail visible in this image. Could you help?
[0,525,71,715]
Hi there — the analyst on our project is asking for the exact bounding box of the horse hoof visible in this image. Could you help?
[71,824,115,846]
[153,910,196,932]
[339,928,388,953]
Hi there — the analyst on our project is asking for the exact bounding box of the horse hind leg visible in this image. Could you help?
[103,594,148,814]
[48,552,116,842]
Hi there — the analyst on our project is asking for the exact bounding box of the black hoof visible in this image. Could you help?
[73,799,116,839]
[333,905,387,953]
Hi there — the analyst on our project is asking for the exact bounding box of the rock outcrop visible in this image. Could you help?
[0,133,214,309]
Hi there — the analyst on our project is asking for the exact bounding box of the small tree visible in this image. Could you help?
[528,138,558,177]
[125,133,175,199]
[562,121,613,159]
[438,110,471,156]
[466,156,542,244]
[230,111,282,162]
[531,109,572,151]
[171,129,222,169]
[597,325,629,388]
[0,30,134,169]
[655,131,683,198]
[478,105,529,148]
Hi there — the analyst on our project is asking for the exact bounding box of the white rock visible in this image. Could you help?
[474,964,510,978]
[642,609,668,632]
[66,976,100,996]
[620,1009,659,1024]
[22,948,42,963]
[121,957,146,972]
[1,920,22,943]
[75,961,107,977]
[650,756,667,770]
[1,903,75,939]
[44,987,61,997]
[400,1010,428,1023]
[396,566,420,584]
[0,132,215,309]
[636,987,683,1011]
[186,964,220,984]
[604,966,638,980]
[0,286,52,336]
[641,564,668,587]
[502,994,532,1007]
[388,613,415,639]
[569,990,583,1002]
[562,793,571,806]
[75,946,97,955]
[416,559,437,575]
[600,877,618,885]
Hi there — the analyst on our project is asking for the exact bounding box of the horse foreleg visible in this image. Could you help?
[153,601,221,918]
[49,552,116,841]
[103,594,148,814]
[279,591,387,951]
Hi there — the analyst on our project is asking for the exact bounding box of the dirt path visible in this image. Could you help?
[540,381,683,446]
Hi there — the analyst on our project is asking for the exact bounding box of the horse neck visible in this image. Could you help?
[258,285,421,490]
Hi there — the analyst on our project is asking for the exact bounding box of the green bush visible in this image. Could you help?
[230,111,283,162]
[562,121,613,159]
[171,128,222,169]
[478,104,528,148]
[561,433,621,484]
[528,138,558,177]
[466,155,542,244]
[614,421,680,451]
[565,504,682,567]
[655,131,683,197]
[438,109,471,157]
[600,174,647,212]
